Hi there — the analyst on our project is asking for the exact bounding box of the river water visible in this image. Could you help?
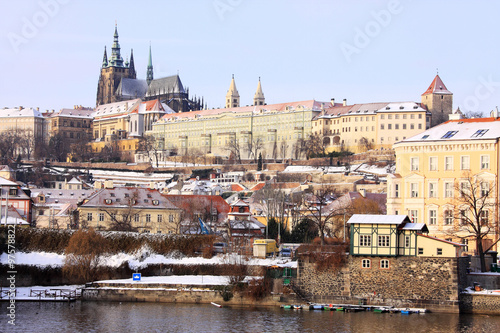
[2,301,500,333]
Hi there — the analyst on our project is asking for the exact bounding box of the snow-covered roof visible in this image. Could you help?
[0,107,43,118]
[93,99,141,118]
[401,223,428,232]
[399,117,500,143]
[347,214,410,225]
[377,101,426,113]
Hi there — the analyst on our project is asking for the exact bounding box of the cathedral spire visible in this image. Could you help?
[146,43,154,85]
[109,23,124,67]
[225,74,240,108]
[102,46,108,68]
[253,77,265,106]
[129,49,136,79]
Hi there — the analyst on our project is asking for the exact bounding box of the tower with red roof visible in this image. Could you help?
[421,74,453,127]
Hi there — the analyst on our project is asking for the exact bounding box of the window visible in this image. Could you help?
[411,183,419,197]
[445,156,453,170]
[378,235,390,247]
[380,259,389,269]
[87,213,93,221]
[481,182,490,197]
[444,210,453,225]
[429,210,437,225]
[460,210,468,226]
[409,210,418,223]
[169,214,174,222]
[381,124,385,130]
[403,124,407,129]
[463,239,469,252]
[99,213,104,222]
[437,248,443,255]
[429,182,437,198]
[388,124,392,130]
[418,248,424,255]
[359,235,371,247]
[461,156,470,170]
[429,157,437,171]
[445,182,453,198]
[134,214,139,222]
[146,214,151,223]
[481,155,490,169]
[471,129,488,138]
[411,157,419,171]
[442,130,458,139]
[157,214,163,223]
[394,184,399,198]
[405,236,411,247]
[362,259,371,268]
[480,210,488,226]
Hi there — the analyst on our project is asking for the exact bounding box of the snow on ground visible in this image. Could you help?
[0,251,65,267]
[3,285,84,301]
[95,275,258,286]
[282,163,392,176]
[2,250,297,270]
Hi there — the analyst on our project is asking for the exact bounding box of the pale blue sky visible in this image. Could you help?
[1,0,500,114]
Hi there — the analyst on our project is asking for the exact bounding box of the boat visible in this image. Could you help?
[211,302,222,308]
[373,308,388,313]
[335,307,344,311]
[401,309,412,315]
[292,305,302,310]
[310,305,324,310]
[281,305,293,309]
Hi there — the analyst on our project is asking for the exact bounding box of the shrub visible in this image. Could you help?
[63,228,109,283]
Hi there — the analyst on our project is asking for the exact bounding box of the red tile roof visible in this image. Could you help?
[422,75,452,96]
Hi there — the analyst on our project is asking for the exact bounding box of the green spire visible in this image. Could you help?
[102,46,108,67]
[109,23,124,67]
[146,43,154,85]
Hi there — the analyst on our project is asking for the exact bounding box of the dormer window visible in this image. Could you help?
[110,193,115,197]
[471,129,488,138]
[105,199,112,204]
[442,130,458,139]
[9,188,17,196]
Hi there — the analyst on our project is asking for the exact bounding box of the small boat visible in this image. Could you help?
[211,302,222,308]
[281,305,293,309]
[335,307,344,311]
[310,305,324,310]
[373,308,388,313]
[401,309,411,315]
[292,305,302,310]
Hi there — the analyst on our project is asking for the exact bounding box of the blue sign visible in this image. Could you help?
[133,273,141,281]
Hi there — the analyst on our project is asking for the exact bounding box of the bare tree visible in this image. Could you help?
[358,137,373,152]
[452,174,498,272]
[301,184,341,245]
[304,133,326,158]
[70,132,93,162]
[98,191,141,231]
[0,130,18,164]
[245,136,264,162]
[17,129,36,160]
[138,135,160,167]
[223,135,242,164]
[279,141,289,161]
[292,138,306,160]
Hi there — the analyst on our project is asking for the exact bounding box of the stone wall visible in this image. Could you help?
[466,273,500,290]
[459,293,500,314]
[296,255,463,312]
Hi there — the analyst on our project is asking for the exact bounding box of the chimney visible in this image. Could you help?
[149,181,156,190]
[19,106,23,110]
[343,99,347,106]
[360,188,366,197]
[36,107,39,111]
[331,98,335,106]
[104,179,114,189]
[491,107,499,119]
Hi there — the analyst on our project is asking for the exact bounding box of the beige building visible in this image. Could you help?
[149,99,323,160]
[387,115,500,254]
[45,106,94,144]
[313,75,453,153]
[78,187,181,233]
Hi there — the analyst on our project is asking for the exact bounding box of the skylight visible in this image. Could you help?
[441,130,458,139]
[421,135,429,139]
[471,129,488,138]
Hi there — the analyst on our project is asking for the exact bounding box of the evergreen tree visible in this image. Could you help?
[257,152,263,171]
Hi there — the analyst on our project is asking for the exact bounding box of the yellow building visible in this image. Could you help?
[78,186,181,233]
[313,75,452,153]
[149,100,323,160]
[387,115,500,254]
[91,99,167,160]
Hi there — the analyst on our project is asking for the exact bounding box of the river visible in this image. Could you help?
[2,301,500,333]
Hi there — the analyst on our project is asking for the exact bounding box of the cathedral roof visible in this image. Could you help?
[116,78,149,99]
[422,74,452,96]
[145,75,186,97]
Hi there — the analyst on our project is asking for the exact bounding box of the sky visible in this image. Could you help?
[1,0,500,114]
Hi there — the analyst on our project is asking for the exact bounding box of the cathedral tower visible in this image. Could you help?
[96,24,136,106]
[253,77,265,106]
[146,44,154,85]
[225,74,240,108]
[421,74,453,127]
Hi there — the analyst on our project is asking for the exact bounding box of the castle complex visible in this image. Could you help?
[96,25,204,112]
